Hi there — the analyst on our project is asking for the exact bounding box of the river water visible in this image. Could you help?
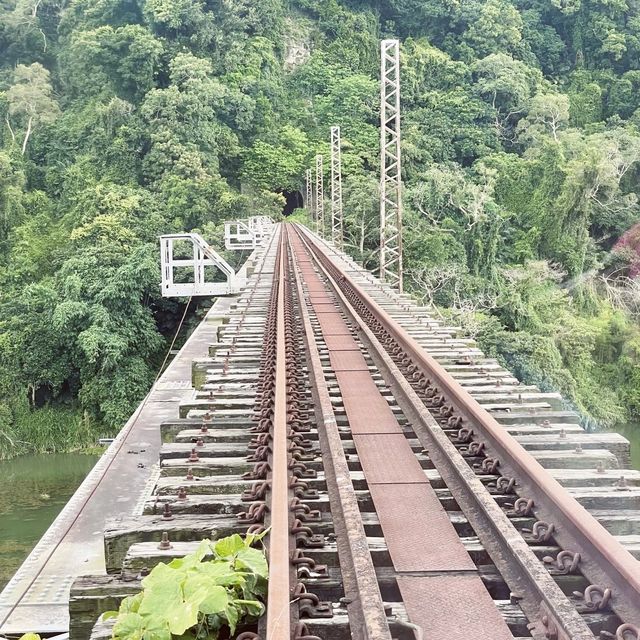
[0,452,98,591]
[611,422,640,469]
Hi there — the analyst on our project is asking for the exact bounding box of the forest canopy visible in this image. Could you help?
[0,0,639,457]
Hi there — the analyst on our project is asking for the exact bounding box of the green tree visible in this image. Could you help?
[4,63,60,154]
[517,93,570,143]
[462,0,524,58]
[473,54,542,139]
[0,151,25,241]
[242,125,310,191]
[62,25,163,100]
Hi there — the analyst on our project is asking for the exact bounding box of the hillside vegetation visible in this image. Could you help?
[0,0,639,457]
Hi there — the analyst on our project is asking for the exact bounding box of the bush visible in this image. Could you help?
[104,533,268,640]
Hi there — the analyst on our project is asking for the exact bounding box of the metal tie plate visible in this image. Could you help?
[369,483,475,571]
[397,575,514,640]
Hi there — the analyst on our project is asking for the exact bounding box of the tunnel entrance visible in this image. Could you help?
[280,190,304,216]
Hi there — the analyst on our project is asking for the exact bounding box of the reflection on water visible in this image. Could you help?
[0,453,97,591]
[610,422,640,470]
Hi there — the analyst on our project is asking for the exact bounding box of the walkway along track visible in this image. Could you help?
[70,222,640,640]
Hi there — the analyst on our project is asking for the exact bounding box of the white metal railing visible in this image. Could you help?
[160,233,240,297]
[224,216,275,251]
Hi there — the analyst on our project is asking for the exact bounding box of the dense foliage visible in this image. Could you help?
[0,0,639,456]
[104,533,267,640]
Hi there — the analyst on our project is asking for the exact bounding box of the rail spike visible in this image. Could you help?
[293,622,323,640]
[465,441,485,456]
[456,427,474,443]
[613,624,640,640]
[513,497,535,516]
[292,583,333,619]
[572,584,612,611]
[531,520,556,543]
[291,548,328,578]
[496,476,516,494]
[543,550,581,574]
[480,457,500,474]
[528,602,572,640]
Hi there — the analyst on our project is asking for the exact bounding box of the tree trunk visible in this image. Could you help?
[21,116,33,155]
[5,116,15,143]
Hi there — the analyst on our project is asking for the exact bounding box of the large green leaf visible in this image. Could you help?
[183,574,229,615]
[138,573,183,619]
[197,560,245,587]
[195,538,212,561]
[224,602,240,635]
[234,547,268,579]
[112,612,145,640]
[165,601,199,636]
[235,599,265,617]
[119,592,143,614]
[199,586,229,615]
[241,572,258,600]
[213,534,244,558]
[137,617,172,640]
[169,540,211,571]
[141,563,182,590]
[167,557,185,570]
[182,573,208,603]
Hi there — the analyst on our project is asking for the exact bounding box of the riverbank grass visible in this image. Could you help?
[0,397,111,460]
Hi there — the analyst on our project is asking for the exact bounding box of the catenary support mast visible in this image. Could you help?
[330,126,344,249]
[305,168,313,219]
[379,39,403,291]
[315,154,324,238]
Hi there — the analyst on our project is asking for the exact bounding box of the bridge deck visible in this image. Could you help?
[0,266,252,634]
[5,225,640,639]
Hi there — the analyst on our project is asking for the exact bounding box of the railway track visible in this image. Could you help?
[73,222,640,640]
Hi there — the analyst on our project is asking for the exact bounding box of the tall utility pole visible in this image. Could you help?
[330,126,343,249]
[305,168,313,218]
[380,39,403,292]
[315,154,324,237]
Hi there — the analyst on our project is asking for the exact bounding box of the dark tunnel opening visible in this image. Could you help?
[281,190,304,216]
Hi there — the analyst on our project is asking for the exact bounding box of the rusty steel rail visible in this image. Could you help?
[264,228,293,640]
[249,226,327,640]
[289,230,393,640]
[294,223,640,638]
[292,227,590,640]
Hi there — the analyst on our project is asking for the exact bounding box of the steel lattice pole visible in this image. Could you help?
[305,168,313,219]
[379,39,403,292]
[330,126,344,249]
[315,154,324,238]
